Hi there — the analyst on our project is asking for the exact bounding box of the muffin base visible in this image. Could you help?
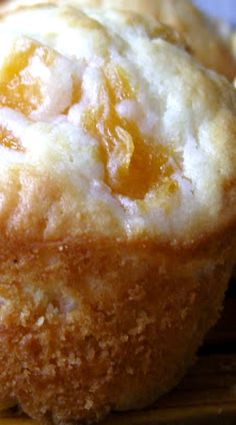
[0,229,235,424]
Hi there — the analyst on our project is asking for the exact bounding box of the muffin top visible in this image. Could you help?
[0,2,236,245]
[5,0,235,80]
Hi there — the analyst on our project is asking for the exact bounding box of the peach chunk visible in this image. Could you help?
[81,64,178,199]
[0,38,55,116]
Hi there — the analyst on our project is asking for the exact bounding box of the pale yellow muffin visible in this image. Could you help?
[4,0,236,81]
[0,2,236,425]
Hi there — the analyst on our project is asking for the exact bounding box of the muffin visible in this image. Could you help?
[5,0,236,81]
[232,30,236,57]
[0,2,236,424]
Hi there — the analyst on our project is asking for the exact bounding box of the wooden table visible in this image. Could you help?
[1,281,236,425]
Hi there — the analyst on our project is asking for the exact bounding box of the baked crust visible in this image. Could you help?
[4,0,236,80]
[0,2,235,424]
[0,232,235,424]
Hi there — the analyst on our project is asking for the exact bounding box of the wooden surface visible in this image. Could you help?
[0,282,236,425]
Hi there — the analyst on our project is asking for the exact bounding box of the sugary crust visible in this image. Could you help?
[0,230,235,424]
[7,0,235,80]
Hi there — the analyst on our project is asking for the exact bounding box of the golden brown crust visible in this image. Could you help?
[0,230,235,424]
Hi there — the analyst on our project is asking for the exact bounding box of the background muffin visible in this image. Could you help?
[232,30,236,57]
[0,2,236,425]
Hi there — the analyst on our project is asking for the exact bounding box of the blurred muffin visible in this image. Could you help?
[0,2,236,425]
[231,30,236,57]
[4,0,236,80]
